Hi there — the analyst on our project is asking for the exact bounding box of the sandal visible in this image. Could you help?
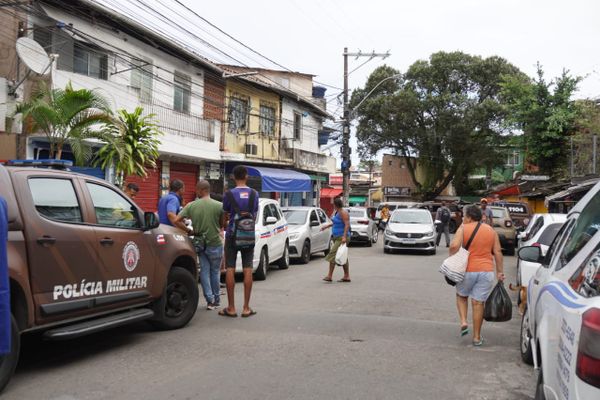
[323,277,332,282]
[241,309,257,318]
[460,325,469,337]
[473,337,484,347]
[218,309,237,318]
[337,278,351,282]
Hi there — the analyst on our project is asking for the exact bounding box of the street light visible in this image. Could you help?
[350,73,402,116]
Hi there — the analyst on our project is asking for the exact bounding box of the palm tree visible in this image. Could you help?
[94,107,162,187]
[15,82,113,164]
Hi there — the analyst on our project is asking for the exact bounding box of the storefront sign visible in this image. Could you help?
[329,174,343,185]
[521,175,550,181]
[384,186,411,196]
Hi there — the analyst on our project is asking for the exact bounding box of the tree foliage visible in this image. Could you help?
[501,64,580,177]
[15,82,113,164]
[351,52,523,199]
[94,107,162,187]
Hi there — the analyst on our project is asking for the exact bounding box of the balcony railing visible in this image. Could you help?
[146,101,215,143]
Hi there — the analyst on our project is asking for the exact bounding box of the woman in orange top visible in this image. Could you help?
[448,205,505,346]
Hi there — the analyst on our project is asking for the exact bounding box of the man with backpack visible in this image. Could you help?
[219,166,259,318]
[435,200,452,247]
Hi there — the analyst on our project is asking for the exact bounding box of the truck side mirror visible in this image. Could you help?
[144,212,160,230]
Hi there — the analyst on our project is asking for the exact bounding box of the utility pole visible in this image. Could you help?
[342,48,390,206]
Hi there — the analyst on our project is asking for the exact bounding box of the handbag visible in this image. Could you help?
[439,222,482,285]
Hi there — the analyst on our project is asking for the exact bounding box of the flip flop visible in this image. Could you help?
[473,337,484,347]
[323,277,332,282]
[337,278,351,282]
[241,309,257,318]
[460,325,469,337]
[218,309,237,318]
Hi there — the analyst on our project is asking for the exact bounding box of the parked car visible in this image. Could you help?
[518,181,600,400]
[494,201,532,230]
[383,209,436,255]
[517,213,544,242]
[420,202,463,233]
[238,199,289,280]
[346,207,379,246]
[516,213,567,288]
[282,207,332,264]
[489,206,517,255]
[375,201,423,225]
[0,162,200,392]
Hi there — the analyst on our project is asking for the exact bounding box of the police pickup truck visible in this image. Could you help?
[0,161,199,392]
[518,181,600,400]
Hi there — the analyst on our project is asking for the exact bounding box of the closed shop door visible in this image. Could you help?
[125,161,161,212]
[170,162,198,206]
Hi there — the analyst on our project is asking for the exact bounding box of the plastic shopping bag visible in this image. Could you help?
[483,281,512,322]
[335,243,348,266]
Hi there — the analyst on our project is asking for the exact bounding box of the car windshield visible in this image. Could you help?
[491,208,506,218]
[390,211,430,224]
[282,210,308,225]
[346,209,366,218]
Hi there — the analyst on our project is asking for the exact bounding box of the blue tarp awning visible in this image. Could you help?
[246,166,311,192]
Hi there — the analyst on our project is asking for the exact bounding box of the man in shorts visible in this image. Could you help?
[219,166,259,318]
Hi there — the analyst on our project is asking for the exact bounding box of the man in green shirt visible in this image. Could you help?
[176,180,225,310]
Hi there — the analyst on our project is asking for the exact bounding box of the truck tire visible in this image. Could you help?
[0,315,20,393]
[151,267,199,330]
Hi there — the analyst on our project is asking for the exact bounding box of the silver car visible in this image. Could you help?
[346,207,379,247]
[383,209,436,255]
[282,207,333,264]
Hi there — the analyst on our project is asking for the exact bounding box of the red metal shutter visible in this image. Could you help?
[125,161,162,212]
[169,162,198,206]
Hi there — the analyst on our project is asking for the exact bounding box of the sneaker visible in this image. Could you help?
[206,303,216,310]
[213,301,220,308]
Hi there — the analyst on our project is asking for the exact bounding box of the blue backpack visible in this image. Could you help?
[226,190,257,249]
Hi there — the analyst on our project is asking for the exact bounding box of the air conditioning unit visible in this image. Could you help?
[245,143,258,155]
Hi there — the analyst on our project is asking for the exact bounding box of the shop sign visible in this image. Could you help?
[384,186,411,196]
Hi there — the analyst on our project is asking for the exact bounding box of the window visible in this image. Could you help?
[259,104,276,136]
[569,243,600,297]
[310,210,319,224]
[173,72,191,113]
[73,42,108,80]
[262,203,274,225]
[29,178,82,223]
[293,112,302,140]
[537,223,564,246]
[33,26,52,52]
[86,183,139,228]
[557,190,600,270]
[131,58,153,103]
[269,204,281,220]
[506,151,521,167]
[317,209,328,223]
[228,97,249,133]
[528,218,544,239]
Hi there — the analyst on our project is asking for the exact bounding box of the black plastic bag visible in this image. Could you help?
[484,282,512,322]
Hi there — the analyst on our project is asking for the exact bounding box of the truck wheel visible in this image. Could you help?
[520,307,534,365]
[300,240,311,264]
[254,248,268,281]
[151,267,199,330]
[278,243,290,269]
[0,315,20,393]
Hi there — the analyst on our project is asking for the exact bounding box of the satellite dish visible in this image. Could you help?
[16,37,52,75]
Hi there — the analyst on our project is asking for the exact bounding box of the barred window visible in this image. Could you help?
[228,97,249,133]
[259,104,276,136]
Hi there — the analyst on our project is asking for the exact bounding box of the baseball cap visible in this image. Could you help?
[480,198,488,203]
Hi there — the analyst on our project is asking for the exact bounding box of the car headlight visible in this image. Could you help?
[425,231,434,237]
[384,229,393,237]
[289,232,301,240]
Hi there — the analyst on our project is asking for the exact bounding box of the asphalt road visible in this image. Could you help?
[4,239,536,400]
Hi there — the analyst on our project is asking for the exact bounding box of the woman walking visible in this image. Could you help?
[322,197,351,282]
[448,205,505,346]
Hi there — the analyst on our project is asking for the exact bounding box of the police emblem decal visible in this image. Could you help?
[122,241,140,272]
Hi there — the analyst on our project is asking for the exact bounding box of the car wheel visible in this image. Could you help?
[254,248,268,281]
[278,242,290,269]
[151,266,199,330]
[300,240,311,264]
[520,307,534,365]
[534,368,546,400]
[0,315,20,393]
[372,229,379,243]
[324,238,333,256]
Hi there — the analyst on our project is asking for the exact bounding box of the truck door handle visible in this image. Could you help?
[100,238,114,246]
[37,236,56,246]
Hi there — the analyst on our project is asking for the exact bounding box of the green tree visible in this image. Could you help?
[94,107,162,187]
[351,52,523,199]
[15,82,113,164]
[501,64,581,177]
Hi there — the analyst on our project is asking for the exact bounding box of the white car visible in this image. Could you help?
[282,207,333,264]
[383,209,436,255]
[235,198,289,280]
[517,214,567,288]
[518,182,600,400]
[347,207,379,246]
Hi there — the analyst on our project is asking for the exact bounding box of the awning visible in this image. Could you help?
[321,188,343,198]
[246,166,311,192]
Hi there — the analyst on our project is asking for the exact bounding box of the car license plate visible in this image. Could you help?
[402,239,416,244]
